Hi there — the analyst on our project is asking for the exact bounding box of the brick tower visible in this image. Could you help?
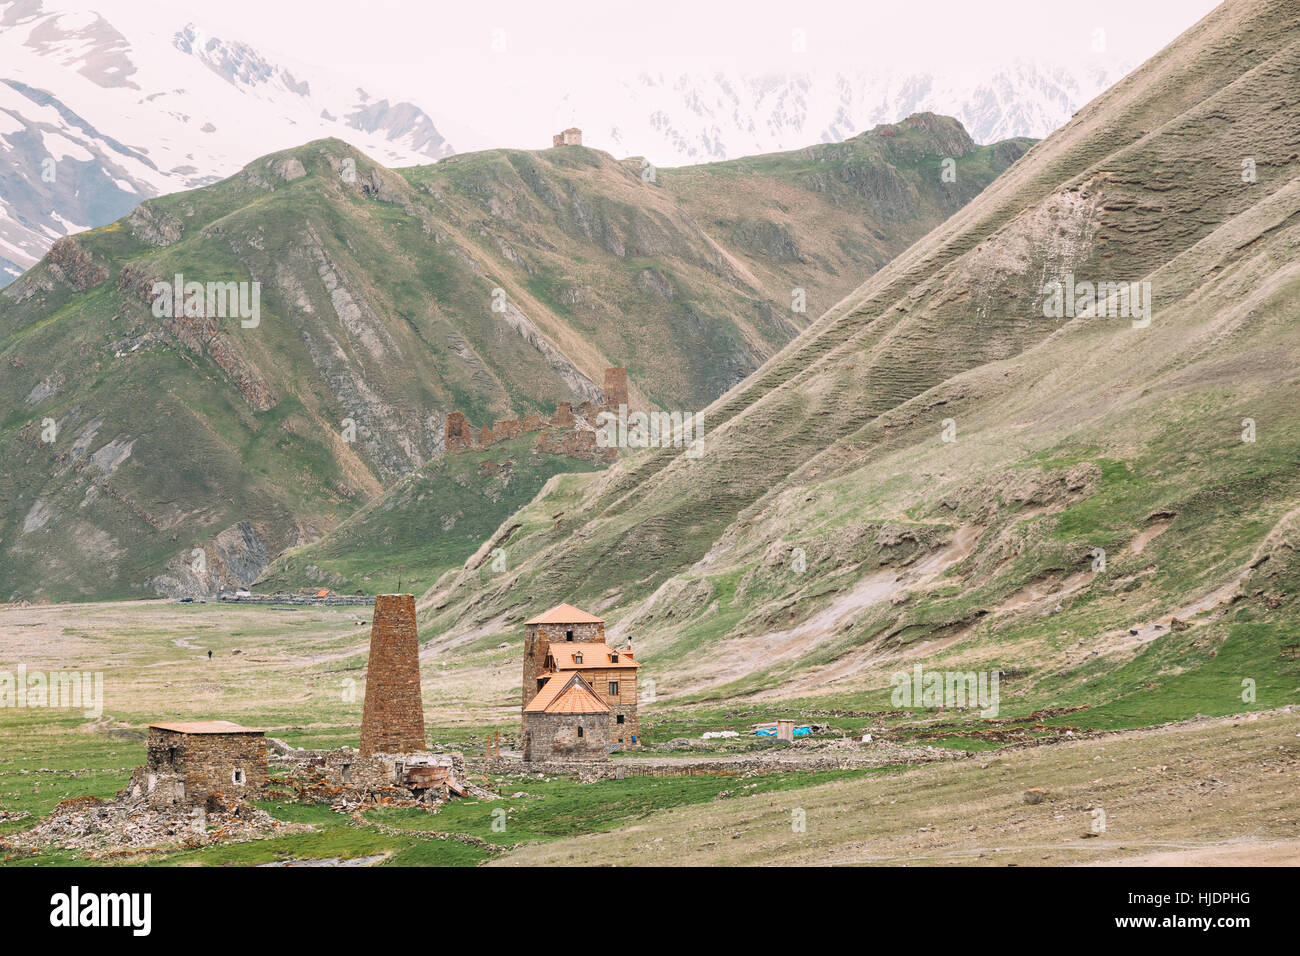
[360,594,426,755]
[602,367,629,409]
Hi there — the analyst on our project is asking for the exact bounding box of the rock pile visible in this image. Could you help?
[2,791,306,855]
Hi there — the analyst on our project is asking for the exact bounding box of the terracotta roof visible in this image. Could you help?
[148,720,263,735]
[547,642,638,670]
[524,674,610,714]
[524,603,605,625]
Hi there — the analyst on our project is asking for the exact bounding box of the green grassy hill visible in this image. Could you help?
[255,435,603,597]
[0,118,1030,601]
[415,0,1300,730]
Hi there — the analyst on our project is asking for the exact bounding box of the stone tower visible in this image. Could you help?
[602,367,629,409]
[444,411,472,452]
[360,594,426,755]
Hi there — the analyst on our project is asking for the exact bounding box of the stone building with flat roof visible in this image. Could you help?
[135,720,267,808]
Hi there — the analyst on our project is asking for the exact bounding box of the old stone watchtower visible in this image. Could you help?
[360,594,426,755]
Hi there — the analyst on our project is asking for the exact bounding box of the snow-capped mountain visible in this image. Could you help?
[562,60,1130,167]
[0,0,453,284]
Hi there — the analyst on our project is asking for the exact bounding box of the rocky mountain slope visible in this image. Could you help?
[415,0,1300,727]
[0,117,1029,600]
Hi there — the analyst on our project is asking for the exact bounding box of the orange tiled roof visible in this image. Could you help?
[547,642,638,670]
[524,674,610,714]
[523,603,605,625]
[149,720,262,735]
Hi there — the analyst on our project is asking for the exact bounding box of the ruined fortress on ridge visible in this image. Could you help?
[444,366,628,461]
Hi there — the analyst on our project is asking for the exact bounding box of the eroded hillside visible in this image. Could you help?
[0,118,1028,600]
[416,0,1300,727]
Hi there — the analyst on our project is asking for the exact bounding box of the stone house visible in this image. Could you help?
[522,672,610,761]
[552,127,582,147]
[521,602,641,749]
[134,720,267,808]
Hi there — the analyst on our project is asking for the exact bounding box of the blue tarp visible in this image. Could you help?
[755,726,811,737]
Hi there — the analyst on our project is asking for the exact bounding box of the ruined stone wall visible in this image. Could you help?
[444,411,473,451]
[145,728,267,806]
[523,711,610,761]
[443,366,627,458]
[534,429,617,462]
[360,594,426,755]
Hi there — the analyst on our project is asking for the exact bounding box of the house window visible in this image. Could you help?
[574,653,583,664]
[565,630,574,641]
[577,725,584,738]
[231,768,246,786]
[610,653,619,662]
[616,714,625,724]
[608,681,619,696]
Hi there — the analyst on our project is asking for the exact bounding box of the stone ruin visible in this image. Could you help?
[444,366,627,463]
[3,597,489,856]
[268,741,492,812]
[269,594,490,811]
[2,791,303,856]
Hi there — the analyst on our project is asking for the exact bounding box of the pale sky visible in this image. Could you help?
[72,0,1225,152]
[98,0,1221,72]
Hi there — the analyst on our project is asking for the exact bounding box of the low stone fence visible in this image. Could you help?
[468,744,960,781]
[218,593,375,607]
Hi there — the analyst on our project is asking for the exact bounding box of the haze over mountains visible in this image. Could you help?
[0,114,1029,601]
[0,0,454,284]
[0,0,1131,287]
[414,0,1300,720]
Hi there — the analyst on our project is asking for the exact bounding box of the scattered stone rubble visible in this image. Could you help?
[269,740,496,812]
[2,791,306,855]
